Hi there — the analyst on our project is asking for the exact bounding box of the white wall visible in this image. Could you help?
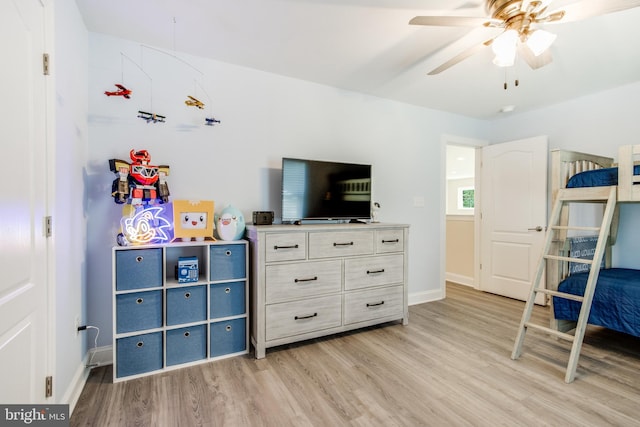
[53,0,89,406]
[85,33,489,347]
[487,82,640,268]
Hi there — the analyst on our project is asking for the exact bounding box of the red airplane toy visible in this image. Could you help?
[104,84,132,99]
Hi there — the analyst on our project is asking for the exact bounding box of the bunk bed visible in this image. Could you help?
[512,144,640,382]
[548,146,640,339]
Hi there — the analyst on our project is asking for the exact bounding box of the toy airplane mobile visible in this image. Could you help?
[205,117,221,126]
[104,84,132,99]
[185,95,204,109]
[137,111,166,123]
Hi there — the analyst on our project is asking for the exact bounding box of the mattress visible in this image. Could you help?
[566,165,640,188]
[553,268,640,337]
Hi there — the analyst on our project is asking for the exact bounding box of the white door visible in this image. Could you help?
[0,0,49,403]
[480,136,547,303]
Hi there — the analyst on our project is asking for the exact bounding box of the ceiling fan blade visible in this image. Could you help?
[409,16,496,27]
[518,43,553,70]
[546,0,640,24]
[428,39,493,75]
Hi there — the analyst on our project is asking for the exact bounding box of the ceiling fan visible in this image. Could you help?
[410,0,640,75]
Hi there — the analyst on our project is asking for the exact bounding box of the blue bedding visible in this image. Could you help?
[553,268,640,337]
[566,165,640,188]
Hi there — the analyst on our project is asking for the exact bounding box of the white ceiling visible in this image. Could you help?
[75,0,640,119]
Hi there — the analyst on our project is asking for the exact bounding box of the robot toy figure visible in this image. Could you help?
[109,149,170,206]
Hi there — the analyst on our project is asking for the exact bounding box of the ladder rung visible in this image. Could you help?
[535,288,584,302]
[524,322,575,342]
[543,255,593,264]
[550,225,601,232]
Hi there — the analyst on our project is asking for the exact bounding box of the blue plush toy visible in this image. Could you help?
[215,205,246,241]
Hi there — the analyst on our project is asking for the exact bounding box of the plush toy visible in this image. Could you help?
[215,205,246,241]
[173,200,215,242]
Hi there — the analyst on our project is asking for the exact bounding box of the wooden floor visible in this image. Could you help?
[71,283,640,426]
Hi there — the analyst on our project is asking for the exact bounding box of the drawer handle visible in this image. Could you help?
[136,298,144,304]
[225,325,232,332]
[225,250,232,256]
[184,331,190,337]
[184,292,191,299]
[136,341,144,348]
[366,269,385,274]
[274,244,299,250]
[294,276,318,283]
[136,256,144,262]
[295,312,318,320]
[382,239,399,244]
[225,287,231,294]
[366,301,385,307]
[333,242,354,247]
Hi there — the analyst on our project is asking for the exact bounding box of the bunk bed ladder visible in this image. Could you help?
[511,186,617,383]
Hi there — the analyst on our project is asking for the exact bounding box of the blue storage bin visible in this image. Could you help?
[210,318,246,357]
[116,332,163,378]
[115,248,162,291]
[166,285,207,326]
[166,325,207,366]
[209,244,246,281]
[116,290,163,334]
[210,281,246,318]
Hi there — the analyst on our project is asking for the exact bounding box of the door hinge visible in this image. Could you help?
[43,53,50,75]
[44,216,52,237]
[45,376,53,398]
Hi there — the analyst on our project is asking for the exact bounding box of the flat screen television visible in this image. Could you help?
[281,157,372,223]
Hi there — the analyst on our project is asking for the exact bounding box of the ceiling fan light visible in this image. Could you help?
[493,53,515,67]
[491,29,518,67]
[526,29,557,56]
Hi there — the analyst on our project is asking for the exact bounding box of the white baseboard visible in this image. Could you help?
[64,346,113,415]
[409,288,444,306]
[445,272,475,287]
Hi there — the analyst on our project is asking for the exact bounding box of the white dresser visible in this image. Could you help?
[245,223,409,358]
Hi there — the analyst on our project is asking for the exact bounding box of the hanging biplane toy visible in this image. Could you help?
[104,84,132,99]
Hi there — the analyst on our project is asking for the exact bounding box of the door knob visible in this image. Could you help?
[528,226,543,232]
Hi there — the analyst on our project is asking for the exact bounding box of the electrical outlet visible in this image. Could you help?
[75,316,80,336]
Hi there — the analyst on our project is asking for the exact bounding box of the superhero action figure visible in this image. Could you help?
[109,149,170,206]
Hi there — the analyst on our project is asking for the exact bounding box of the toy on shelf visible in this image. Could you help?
[109,149,170,206]
[109,149,172,246]
[173,200,215,242]
[104,83,132,99]
[215,205,245,241]
[137,110,166,123]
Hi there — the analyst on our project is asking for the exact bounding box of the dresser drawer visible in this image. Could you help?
[265,260,341,303]
[344,254,404,290]
[375,229,405,254]
[210,318,247,357]
[210,281,246,318]
[265,233,307,262]
[116,332,163,378]
[166,325,207,366]
[308,230,374,259]
[344,285,404,325]
[115,248,162,291]
[265,294,342,341]
[116,290,163,334]
[210,244,246,281]
[166,285,207,326]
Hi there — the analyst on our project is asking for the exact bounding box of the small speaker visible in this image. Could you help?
[253,211,274,225]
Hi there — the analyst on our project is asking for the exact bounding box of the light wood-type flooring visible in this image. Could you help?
[71,283,640,426]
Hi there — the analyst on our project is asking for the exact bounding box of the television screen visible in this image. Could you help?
[282,157,372,223]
